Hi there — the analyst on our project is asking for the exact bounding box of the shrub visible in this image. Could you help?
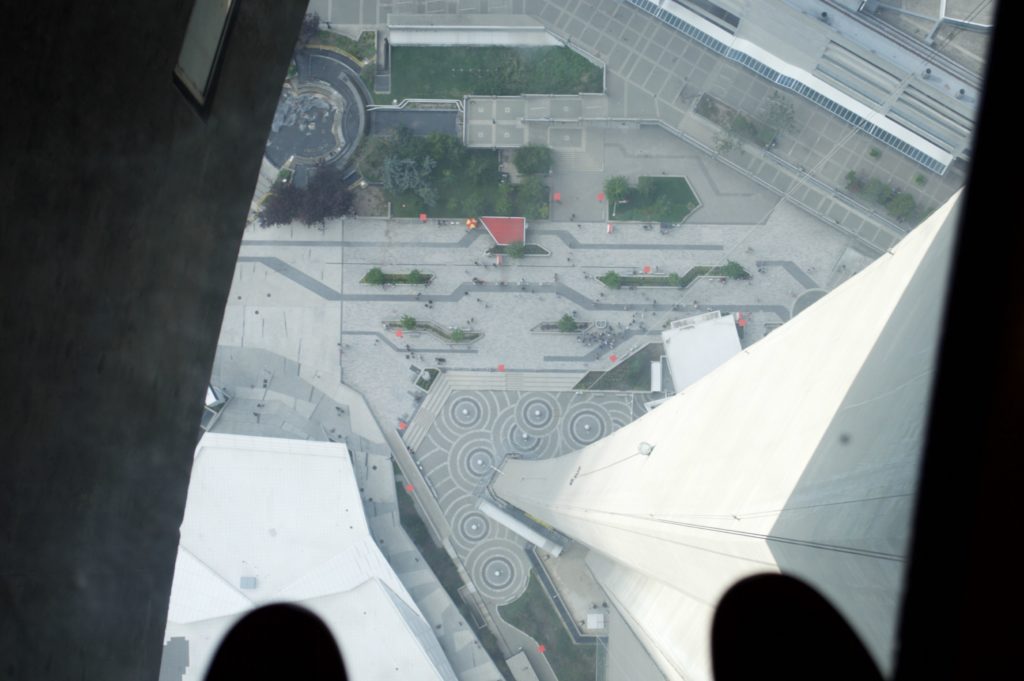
[408,269,428,284]
[364,267,385,285]
[869,147,882,159]
[450,328,466,342]
[401,315,417,330]
[558,314,577,333]
[914,173,927,187]
[604,176,630,203]
[600,271,622,289]
[667,272,682,287]
[886,192,917,221]
[506,241,526,259]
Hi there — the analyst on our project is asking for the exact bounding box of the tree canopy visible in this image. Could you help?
[513,145,553,175]
[603,176,630,204]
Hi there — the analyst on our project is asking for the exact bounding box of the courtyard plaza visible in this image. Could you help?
[312,0,967,253]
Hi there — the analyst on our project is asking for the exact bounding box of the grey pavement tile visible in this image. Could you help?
[620,27,641,48]
[565,15,586,35]
[643,40,664,63]
[538,2,560,22]
[596,34,615,57]
[581,27,601,48]
[644,68,668,95]
[589,12,610,32]
[606,40,630,69]
[629,57,656,84]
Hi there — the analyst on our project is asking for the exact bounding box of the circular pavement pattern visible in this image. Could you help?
[450,396,485,429]
[565,401,610,448]
[516,394,559,436]
[482,556,515,589]
[466,447,496,477]
[567,407,609,447]
[466,541,529,603]
[460,512,490,542]
[506,423,544,456]
[449,503,493,554]
[446,433,495,493]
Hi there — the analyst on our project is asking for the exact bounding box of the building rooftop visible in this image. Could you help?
[480,216,527,246]
[161,433,455,681]
[660,311,743,392]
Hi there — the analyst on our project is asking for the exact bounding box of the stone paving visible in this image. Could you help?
[310,0,967,254]
[412,386,633,604]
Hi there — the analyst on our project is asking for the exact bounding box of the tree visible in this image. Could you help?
[713,131,738,154]
[515,176,549,220]
[401,315,417,330]
[604,176,630,204]
[297,13,320,49]
[495,183,513,216]
[301,164,352,226]
[763,92,797,134]
[600,271,622,289]
[886,192,917,222]
[259,180,303,227]
[558,314,577,333]
[450,328,466,342]
[513,145,554,175]
[506,241,526,259]
[364,267,385,285]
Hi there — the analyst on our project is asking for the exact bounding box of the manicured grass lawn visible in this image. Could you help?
[389,46,602,100]
[574,343,664,391]
[614,177,698,223]
[498,573,596,681]
[393,476,511,679]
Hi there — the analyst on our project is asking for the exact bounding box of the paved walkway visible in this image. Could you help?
[311,0,966,255]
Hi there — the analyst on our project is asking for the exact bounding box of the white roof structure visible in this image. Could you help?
[660,311,742,392]
[161,433,456,681]
[496,194,960,681]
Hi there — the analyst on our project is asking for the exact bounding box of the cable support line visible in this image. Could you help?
[511,495,904,562]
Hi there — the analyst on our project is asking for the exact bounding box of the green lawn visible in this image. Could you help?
[393,476,511,679]
[389,46,602,100]
[613,177,698,223]
[574,343,663,391]
[498,572,597,681]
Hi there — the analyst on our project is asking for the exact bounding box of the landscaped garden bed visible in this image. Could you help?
[498,573,596,681]
[486,243,550,257]
[415,368,439,392]
[385,317,480,343]
[356,131,550,219]
[605,176,699,223]
[533,316,592,333]
[361,268,433,285]
[573,343,664,391]
[388,46,602,101]
[598,262,750,289]
[844,170,926,223]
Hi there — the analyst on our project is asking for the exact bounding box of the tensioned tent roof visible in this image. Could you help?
[479,216,526,245]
